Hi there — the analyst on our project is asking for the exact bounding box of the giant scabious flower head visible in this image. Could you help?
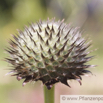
[5,18,94,89]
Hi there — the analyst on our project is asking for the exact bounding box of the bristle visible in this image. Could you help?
[41,53,46,59]
[46,40,49,46]
[53,43,57,49]
[49,32,53,40]
[56,30,61,37]
[40,44,43,51]
[48,49,52,54]
[64,29,71,39]
[30,24,36,32]
[56,37,60,43]
[50,56,55,62]
[37,22,42,32]
[51,25,55,33]
[58,19,64,29]
[45,28,49,36]
[47,24,50,30]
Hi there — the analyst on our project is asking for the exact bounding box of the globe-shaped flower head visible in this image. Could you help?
[5,18,94,89]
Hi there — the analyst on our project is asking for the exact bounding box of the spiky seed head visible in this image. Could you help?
[5,18,95,90]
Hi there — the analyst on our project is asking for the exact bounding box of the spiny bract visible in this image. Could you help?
[5,18,94,89]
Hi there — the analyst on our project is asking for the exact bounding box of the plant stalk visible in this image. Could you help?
[44,85,55,103]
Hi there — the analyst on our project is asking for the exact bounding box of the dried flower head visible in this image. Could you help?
[5,18,95,89]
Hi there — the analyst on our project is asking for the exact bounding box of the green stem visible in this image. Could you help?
[44,85,55,103]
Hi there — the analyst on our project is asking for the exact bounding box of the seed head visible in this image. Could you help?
[5,18,95,89]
